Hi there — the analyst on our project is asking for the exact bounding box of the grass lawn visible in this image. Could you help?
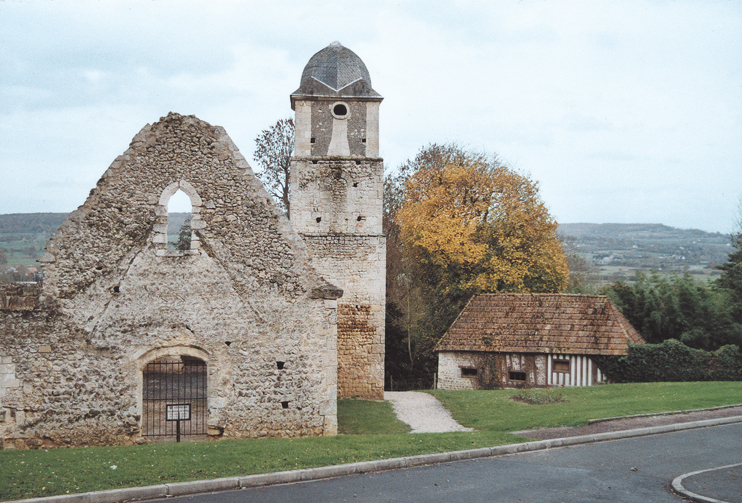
[1,382,741,501]
[431,381,742,432]
[337,398,411,434]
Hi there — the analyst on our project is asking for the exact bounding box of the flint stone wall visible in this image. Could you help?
[290,155,386,400]
[437,352,487,390]
[0,113,340,449]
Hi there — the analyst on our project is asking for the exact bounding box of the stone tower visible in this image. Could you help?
[290,42,385,400]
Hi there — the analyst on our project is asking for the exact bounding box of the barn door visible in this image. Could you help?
[142,356,207,441]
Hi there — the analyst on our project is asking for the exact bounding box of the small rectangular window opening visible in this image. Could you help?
[281,401,289,409]
[361,138,367,143]
[553,360,570,373]
[508,371,526,381]
[461,367,477,377]
[310,138,316,143]
[276,361,285,370]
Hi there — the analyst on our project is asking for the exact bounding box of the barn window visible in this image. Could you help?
[553,359,570,373]
[508,371,526,382]
[461,367,478,377]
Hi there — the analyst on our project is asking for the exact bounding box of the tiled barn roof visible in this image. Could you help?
[435,294,645,356]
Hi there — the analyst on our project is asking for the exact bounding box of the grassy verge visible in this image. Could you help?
[2,382,741,501]
[431,381,742,432]
[0,431,519,501]
[337,398,411,434]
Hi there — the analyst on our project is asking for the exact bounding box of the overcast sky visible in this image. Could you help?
[1,0,740,233]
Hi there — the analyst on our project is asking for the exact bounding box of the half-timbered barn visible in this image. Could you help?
[435,294,645,390]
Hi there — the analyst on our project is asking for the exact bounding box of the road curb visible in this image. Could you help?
[8,415,742,503]
[671,462,742,503]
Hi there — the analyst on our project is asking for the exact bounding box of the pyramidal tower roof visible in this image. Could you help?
[291,41,382,107]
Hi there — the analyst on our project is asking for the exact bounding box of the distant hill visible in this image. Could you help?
[0,212,191,237]
[0,213,69,235]
[0,215,734,283]
[558,223,732,283]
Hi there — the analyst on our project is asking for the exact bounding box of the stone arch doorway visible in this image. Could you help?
[142,355,207,441]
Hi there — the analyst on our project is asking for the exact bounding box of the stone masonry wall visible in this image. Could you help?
[290,154,385,400]
[290,159,384,234]
[310,101,367,157]
[302,235,385,399]
[437,352,487,390]
[1,113,340,449]
[294,100,380,159]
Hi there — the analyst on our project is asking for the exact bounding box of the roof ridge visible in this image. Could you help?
[435,293,645,356]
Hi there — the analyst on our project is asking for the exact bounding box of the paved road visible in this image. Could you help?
[157,423,742,503]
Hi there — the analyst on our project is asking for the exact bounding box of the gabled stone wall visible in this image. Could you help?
[0,113,341,449]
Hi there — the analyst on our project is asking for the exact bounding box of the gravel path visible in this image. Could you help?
[385,391,473,433]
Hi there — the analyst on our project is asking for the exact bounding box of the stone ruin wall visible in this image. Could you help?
[301,234,385,399]
[290,157,386,400]
[0,113,340,449]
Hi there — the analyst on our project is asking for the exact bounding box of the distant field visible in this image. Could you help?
[0,235,49,266]
[0,212,191,271]
[559,222,731,284]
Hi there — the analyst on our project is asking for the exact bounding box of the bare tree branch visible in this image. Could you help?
[253,118,294,217]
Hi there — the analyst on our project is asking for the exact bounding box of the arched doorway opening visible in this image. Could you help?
[142,355,207,441]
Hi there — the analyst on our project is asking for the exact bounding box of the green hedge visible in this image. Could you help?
[593,339,742,383]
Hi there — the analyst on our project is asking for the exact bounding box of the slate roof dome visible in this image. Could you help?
[291,41,381,107]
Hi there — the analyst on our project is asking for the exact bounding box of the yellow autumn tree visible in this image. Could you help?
[396,144,569,300]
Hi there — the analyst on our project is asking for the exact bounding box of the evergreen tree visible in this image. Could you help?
[175,217,192,251]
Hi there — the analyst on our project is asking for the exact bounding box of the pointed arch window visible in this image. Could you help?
[154,180,204,256]
[168,190,192,250]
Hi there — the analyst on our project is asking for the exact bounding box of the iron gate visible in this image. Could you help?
[143,357,207,441]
